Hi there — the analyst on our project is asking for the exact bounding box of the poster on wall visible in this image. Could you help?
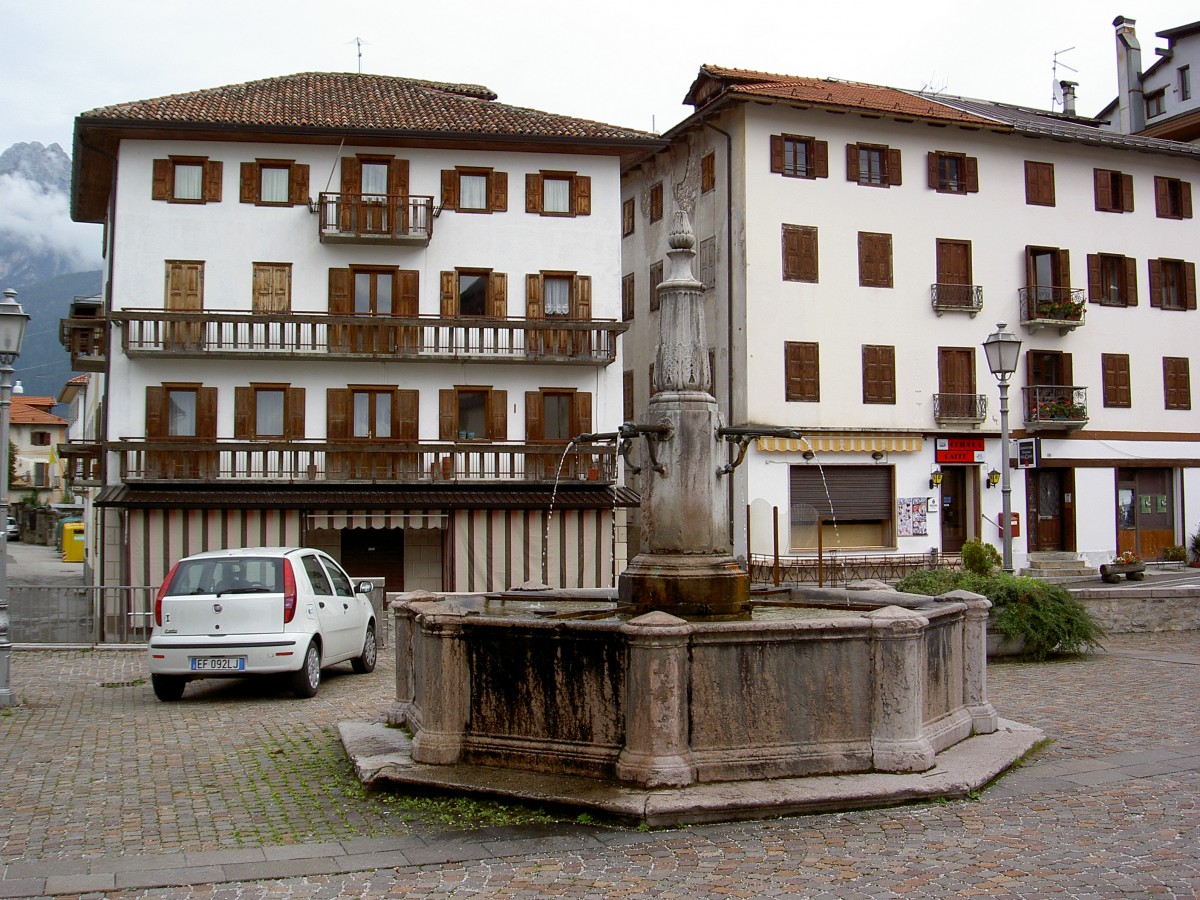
[897,498,929,537]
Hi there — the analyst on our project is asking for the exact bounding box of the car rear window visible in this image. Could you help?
[166,558,284,596]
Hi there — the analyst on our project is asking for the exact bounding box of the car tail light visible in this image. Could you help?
[155,562,180,626]
[283,559,298,623]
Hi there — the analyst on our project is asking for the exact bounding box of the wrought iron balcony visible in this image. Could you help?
[110,438,618,485]
[1022,385,1089,432]
[316,193,434,245]
[110,309,626,366]
[58,441,103,487]
[930,283,983,316]
[1018,287,1086,333]
[933,392,988,425]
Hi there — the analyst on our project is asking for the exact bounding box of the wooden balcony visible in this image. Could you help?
[933,392,988,426]
[316,193,434,245]
[930,284,983,317]
[1018,287,1086,334]
[1022,385,1089,432]
[110,309,626,366]
[59,441,103,487]
[59,318,108,371]
[110,438,619,485]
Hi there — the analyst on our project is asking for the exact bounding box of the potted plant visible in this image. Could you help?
[1100,550,1145,583]
[1191,526,1200,567]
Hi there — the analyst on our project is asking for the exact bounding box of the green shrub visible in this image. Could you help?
[1162,545,1187,562]
[960,539,1002,576]
[896,568,1103,660]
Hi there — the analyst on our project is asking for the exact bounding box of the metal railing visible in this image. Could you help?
[748,552,963,587]
[930,283,983,315]
[1018,286,1086,324]
[1023,385,1089,427]
[317,192,435,243]
[933,392,988,422]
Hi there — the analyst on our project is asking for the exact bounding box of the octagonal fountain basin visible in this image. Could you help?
[387,587,999,789]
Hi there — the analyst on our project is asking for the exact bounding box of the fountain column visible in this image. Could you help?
[619,212,749,617]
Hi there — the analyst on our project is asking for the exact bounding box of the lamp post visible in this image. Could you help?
[0,288,30,707]
[983,322,1022,574]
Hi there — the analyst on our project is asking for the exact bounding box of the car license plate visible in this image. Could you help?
[190,656,246,671]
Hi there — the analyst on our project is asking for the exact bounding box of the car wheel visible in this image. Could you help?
[351,623,377,674]
[290,641,321,698]
[152,674,186,702]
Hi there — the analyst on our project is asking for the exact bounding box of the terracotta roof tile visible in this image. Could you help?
[79,72,656,143]
[10,400,67,426]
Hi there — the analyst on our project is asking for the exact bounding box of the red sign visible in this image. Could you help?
[935,437,985,464]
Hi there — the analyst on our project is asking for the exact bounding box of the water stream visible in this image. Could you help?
[541,439,577,585]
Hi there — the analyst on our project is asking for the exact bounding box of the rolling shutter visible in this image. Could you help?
[790,465,892,521]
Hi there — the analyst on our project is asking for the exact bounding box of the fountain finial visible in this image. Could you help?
[668,210,695,251]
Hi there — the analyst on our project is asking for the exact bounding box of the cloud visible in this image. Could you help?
[0,173,102,271]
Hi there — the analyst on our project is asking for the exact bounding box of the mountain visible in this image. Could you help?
[0,141,103,400]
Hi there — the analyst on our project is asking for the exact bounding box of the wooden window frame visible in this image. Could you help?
[1163,357,1191,410]
[1094,168,1134,213]
[1101,354,1132,409]
[649,260,663,312]
[700,152,716,193]
[928,151,978,194]
[698,236,716,291]
[622,370,634,422]
[1024,161,1055,206]
[439,268,507,318]
[439,386,508,441]
[1086,254,1137,307]
[649,182,663,222]
[847,143,900,188]
[152,156,222,204]
[857,232,893,288]
[784,341,820,403]
[861,345,896,405]
[441,166,507,214]
[1148,258,1198,311]
[771,134,828,180]
[235,384,306,440]
[782,224,818,283]
[1145,88,1166,119]
[526,170,590,217]
[622,198,635,236]
[1180,65,1192,101]
[621,273,635,322]
[239,159,309,206]
[1153,176,1193,220]
[525,388,591,443]
[146,383,216,439]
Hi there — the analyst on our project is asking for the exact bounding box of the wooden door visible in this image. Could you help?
[936,240,972,308]
[938,348,975,418]
[252,263,291,313]
[939,466,967,552]
[165,261,204,348]
[1028,469,1064,551]
[340,528,405,592]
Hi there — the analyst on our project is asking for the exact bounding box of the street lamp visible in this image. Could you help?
[983,322,1022,574]
[0,288,30,707]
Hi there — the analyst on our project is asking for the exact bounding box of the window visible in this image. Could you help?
[1149,258,1197,311]
[526,272,590,321]
[441,166,506,213]
[252,263,292,313]
[782,224,818,283]
[927,152,978,193]
[649,182,663,222]
[543,276,572,317]
[784,341,819,402]
[857,232,893,288]
[439,387,507,441]
[1086,254,1137,307]
[1025,245,1072,306]
[847,143,900,187]
[1024,161,1055,206]
[526,389,591,442]
[145,384,216,440]
[1101,354,1131,408]
[1154,177,1193,219]
[1094,168,1134,213]
[649,260,663,311]
[355,269,396,315]
[439,269,506,318]
[326,387,416,444]
[34,463,49,488]
[31,431,52,446]
[623,371,634,421]
[353,389,394,439]
[769,134,828,179]
[701,152,716,193]
[234,384,305,439]
[152,156,222,203]
[698,237,716,290]
[1164,357,1191,410]
[862,345,896,404]
[1145,89,1166,119]
[622,274,635,321]
[790,465,894,550]
[622,198,635,236]
[239,159,308,206]
[526,171,590,216]
[1181,65,1192,101]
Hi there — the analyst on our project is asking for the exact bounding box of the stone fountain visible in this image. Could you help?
[340,214,1041,826]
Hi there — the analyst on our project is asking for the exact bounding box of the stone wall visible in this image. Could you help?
[1070,586,1200,633]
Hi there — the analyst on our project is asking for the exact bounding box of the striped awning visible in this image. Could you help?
[756,433,925,453]
[306,510,447,530]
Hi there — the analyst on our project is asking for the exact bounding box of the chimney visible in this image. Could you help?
[1113,15,1145,133]
[1059,80,1078,116]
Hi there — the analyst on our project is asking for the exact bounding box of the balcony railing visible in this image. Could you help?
[58,441,103,487]
[316,193,435,245]
[1023,385,1089,432]
[930,283,983,316]
[1018,286,1086,332]
[110,438,618,485]
[59,318,107,371]
[110,309,626,366]
[933,392,988,424]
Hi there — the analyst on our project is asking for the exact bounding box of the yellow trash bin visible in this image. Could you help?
[62,522,85,562]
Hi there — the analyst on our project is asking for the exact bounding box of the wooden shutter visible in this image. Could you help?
[769,135,784,173]
[1057,248,1071,288]
[622,274,634,321]
[203,161,222,202]
[326,388,349,440]
[782,225,802,280]
[234,387,253,438]
[197,387,218,438]
[286,388,306,439]
[623,371,634,420]
[1186,262,1198,310]
[152,159,171,200]
[525,173,541,213]
[1102,354,1131,408]
[145,387,165,437]
[490,171,508,211]
[328,268,352,314]
[1062,353,1074,387]
[525,391,543,440]
[526,274,544,319]
[394,271,418,316]
[1124,256,1139,306]
[574,392,592,438]
[440,271,457,316]
[572,175,591,216]
[964,157,978,192]
[1087,254,1101,303]
[649,261,663,311]
[927,152,938,189]
[1182,181,1194,218]
[1148,259,1163,308]
[289,164,309,205]
[488,390,508,440]
[1093,169,1111,211]
[785,341,819,402]
[340,157,359,196]
[812,140,829,178]
[1120,173,1134,211]
[389,159,408,199]
[490,273,507,318]
[862,345,896,404]
[1155,176,1171,217]
[846,144,860,182]
[253,264,290,313]
[938,348,974,394]
[886,148,902,186]
[439,390,455,440]
[1164,358,1191,409]
[396,390,418,440]
[575,276,591,319]
[858,233,892,288]
[240,163,256,203]
[441,169,459,210]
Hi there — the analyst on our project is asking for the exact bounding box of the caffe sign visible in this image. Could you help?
[935,437,985,464]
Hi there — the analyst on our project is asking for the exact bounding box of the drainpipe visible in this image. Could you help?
[1114,16,1145,134]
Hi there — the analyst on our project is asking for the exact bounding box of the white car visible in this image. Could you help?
[147,547,378,701]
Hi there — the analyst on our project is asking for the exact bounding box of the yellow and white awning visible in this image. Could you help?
[756,433,924,453]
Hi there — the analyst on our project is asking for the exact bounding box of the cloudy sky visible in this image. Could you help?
[5,0,1198,154]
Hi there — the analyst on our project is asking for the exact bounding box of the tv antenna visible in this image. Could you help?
[348,37,368,73]
[1051,47,1077,110]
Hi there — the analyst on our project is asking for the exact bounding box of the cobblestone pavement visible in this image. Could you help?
[1,632,1197,898]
